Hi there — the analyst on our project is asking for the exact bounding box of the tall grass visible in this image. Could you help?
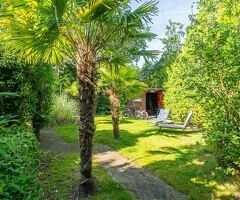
[50,93,77,126]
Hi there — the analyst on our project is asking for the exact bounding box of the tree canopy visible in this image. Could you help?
[164,0,240,173]
[141,20,185,88]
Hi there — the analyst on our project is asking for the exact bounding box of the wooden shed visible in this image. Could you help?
[127,88,164,115]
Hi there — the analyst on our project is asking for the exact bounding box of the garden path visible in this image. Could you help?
[40,128,189,200]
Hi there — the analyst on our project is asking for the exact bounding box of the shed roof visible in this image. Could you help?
[145,88,163,93]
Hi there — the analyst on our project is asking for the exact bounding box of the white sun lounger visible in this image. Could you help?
[157,111,193,130]
[148,109,170,124]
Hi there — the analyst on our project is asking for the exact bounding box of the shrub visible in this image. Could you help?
[96,92,110,115]
[0,47,54,139]
[50,93,77,125]
[206,122,240,175]
[0,128,40,199]
[165,0,240,173]
[164,60,206,127]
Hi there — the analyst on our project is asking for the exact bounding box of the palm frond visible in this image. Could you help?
[126,80,147,99]
[52,0,68,21]
[0,115,18,126]
[2,0,69,64]
[103,1,158,49]
[131,49,160,59]
[78,0,117,20]
[121,1,158,27]
[99,64,146,99]
[0,92,19,97]
[129,31,157,39]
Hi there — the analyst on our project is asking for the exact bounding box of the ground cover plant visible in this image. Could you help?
[0,128,39,199]
[56,116,240,200]
[40,152,133,200]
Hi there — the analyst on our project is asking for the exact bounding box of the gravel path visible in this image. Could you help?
[40,128,79,153]
[40,128,190,200]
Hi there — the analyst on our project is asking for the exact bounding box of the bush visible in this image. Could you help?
[0,47,54,139]
[96,93,110,115]
[206,122,240,175]
[50,93,77,125]
[165,0,240,173]
[164,60,206,127]
[0,128,39,199]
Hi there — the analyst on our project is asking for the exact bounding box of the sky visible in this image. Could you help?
[131,0,197,66]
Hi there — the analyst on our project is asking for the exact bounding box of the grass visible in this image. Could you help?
[56,116,240,200]
[40,152,133,200]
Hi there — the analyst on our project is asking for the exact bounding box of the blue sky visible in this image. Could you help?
[131,0,196,65]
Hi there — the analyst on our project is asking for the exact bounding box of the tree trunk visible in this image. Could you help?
[76,47,97,198]
[108,89,120,139]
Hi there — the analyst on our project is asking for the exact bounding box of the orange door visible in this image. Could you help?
[157,92,164,108]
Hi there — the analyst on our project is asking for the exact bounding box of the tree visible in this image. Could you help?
[165,0,240,173]
[1,0,158,195]
[99,66,147,139]
[141,20,185,88]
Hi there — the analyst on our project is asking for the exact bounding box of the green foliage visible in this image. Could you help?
[31,64,54,137]
[65,81,78,97]
[1,0,158,65]
[96,92,110,115]
[64,82,111,115]
[141,20,185,88]
[54,62,76,94]
[164,59,206,126]
[99,66,147,100]
[0,47,54,137]
[50,93,77,126]
[0,128,39,199]
[165,0,240,173]
[0,92,19,131]
[206,122,239,175]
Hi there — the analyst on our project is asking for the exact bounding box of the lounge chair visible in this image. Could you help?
[148,109,170,124]
[157,111,193,130]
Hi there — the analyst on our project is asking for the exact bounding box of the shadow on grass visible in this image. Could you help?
[95,125,200,150]
[95,124,239,200]
[145,143,240,200]
[96,118,134,125]
[56,117,239,200]
[95,128,162,150]
[148,147,181,155]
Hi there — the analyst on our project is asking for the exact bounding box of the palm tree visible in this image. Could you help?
[1,0,158,196]
[99,66,147,139]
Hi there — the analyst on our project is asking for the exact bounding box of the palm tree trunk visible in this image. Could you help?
[76,47,97,197]
[108,89,120,139]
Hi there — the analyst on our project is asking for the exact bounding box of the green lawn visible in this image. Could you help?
[55,116,240,200]
[40,152,133,200]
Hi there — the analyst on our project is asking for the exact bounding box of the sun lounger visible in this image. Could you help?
[157,111,193,130]
[148,109,170,124]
